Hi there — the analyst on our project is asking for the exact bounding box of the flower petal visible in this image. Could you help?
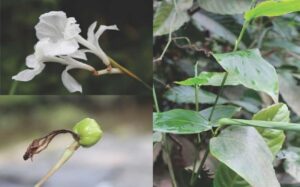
[64,17,81,39]
[25,54,39,68]
[87,21,97,45]
[69,50,87,60]
[38,39,79,56]
[61,56,94,71]
[61,66,82,93]
[95,25,119,40]
[35,11,81,42]
[12,63,45,81]
[35,11,67,41]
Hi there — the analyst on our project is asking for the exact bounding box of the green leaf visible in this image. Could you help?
[200,105,241,125]
[253,103,290,156]
[175,71,213,85]
[213,49,279,102]
[282,147,300,181]
[164,86,228,104]
[214,163,251,187]
[279,72,300,116]
[153,109,210,134]
[210,126,280,187]
[218,118,300,132]
[197,0,251,15]
[153,0,192,36]
[164,86,260,113]
[176,72,241,86]
[245,0,300,21]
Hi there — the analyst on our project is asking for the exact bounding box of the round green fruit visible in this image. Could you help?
[73,118,103,147]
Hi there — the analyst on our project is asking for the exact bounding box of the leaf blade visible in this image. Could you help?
[245,0,300,21]
[210,126,280,187]
[153,109,211,134]
[212,49,279,102]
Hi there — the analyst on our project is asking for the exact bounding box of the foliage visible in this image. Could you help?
[153,0,300,186]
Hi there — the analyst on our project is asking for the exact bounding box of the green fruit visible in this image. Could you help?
[73,118,103,147]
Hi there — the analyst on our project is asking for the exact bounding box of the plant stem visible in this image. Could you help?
[153,85,160,113]
[218,118,300,132]
[163,134,178,187]
[153,84,177,187]
[194,61,200,112]
[153,0,177,62]
[34,141,80,187]
[9,80,18,95]
[190,61,201,185]
[191,17,251,187]
[108,57,152,91]
[208,20,249,122]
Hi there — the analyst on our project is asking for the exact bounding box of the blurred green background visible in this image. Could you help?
[0,0,152,95]
[0,95,152,187]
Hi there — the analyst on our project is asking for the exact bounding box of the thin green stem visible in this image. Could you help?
[35,141,80,187]
[233,21,249,52]
[191,16,251,187]
[153,85,160,113]
[194,61,200,112]
[218,118,300,132]
[154,0,177,62]
[190,61,201,185]
[9,81,18,95]
[153,84,177,187]
[163,134,178,187]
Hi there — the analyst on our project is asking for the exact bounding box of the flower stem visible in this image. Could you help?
[34,141,80,187]
[108,57,152,91]
[9,80,18,95]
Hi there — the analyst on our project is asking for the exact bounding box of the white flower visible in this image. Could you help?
[35,11,81,56]
[75,22,119,66]
[12,39,95,93]
[13,11,123,93]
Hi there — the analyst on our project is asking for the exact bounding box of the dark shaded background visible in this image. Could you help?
[0,0,152,95]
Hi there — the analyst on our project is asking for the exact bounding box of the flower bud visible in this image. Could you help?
[73,118,102,147]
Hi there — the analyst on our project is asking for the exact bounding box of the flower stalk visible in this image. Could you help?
[34,141,80,187]
[24,118,102,187]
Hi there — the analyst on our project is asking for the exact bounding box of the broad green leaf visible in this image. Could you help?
[197,0,251,15]
[214,163,250,187]
[279,72,300,116]
[245,0,300,21]
[218,118,300,132]
[164,86,228,104]
[213,49,279,102]
[153,109,210,134]
[210,126,280,187]
[164,86,260,113]
[175,71,213,86]
[282,147,300,181]
[253,103,290,156]
[191,12,246,48]
[153,0,192,36]
[176,72,241,86]
[200,105,241,124]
